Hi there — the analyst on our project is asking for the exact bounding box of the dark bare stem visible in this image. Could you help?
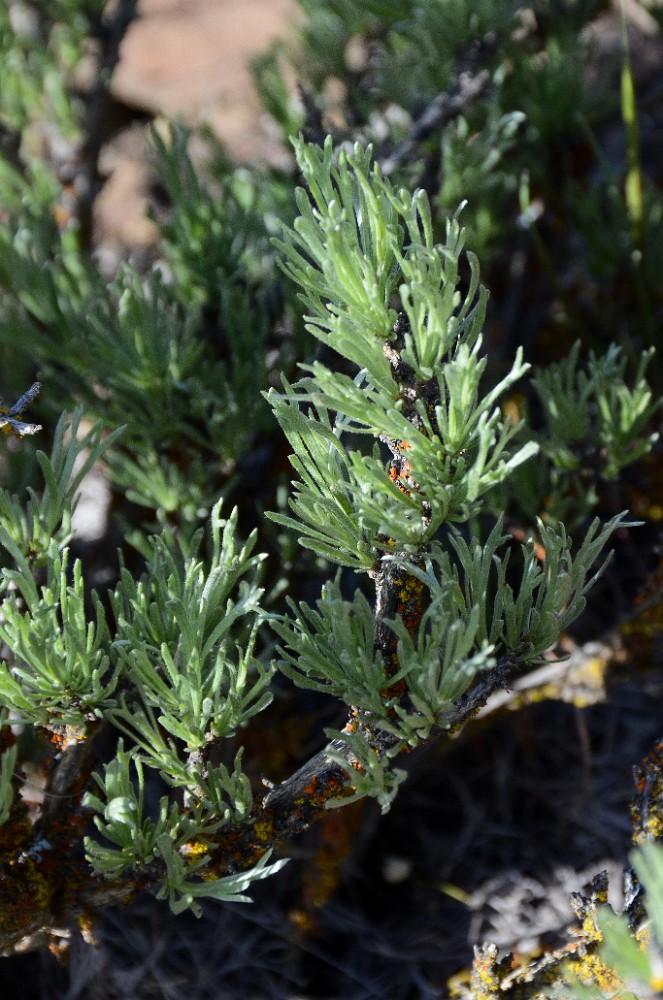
[381,69,491,177]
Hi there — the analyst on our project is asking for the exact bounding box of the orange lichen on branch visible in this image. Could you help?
[46,724,88,753]
[468,943,501,997]
[388,439,416,496]
[206,751,356,882]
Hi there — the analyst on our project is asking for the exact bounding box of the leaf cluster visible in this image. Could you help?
[0,120,298,536]
[0,411,121,727]
[0,417,278,912]
[264,136,649,814]
[269,136,538,566]
[533,341,660,483]
[110,503,272,764]
[84,744,288,915]
[273,510,630,750]
[496,342,662,526]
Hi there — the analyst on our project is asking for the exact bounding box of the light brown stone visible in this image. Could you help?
[111,0,298,163]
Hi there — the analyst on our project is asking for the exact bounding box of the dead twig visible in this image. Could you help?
[381,69,491,177]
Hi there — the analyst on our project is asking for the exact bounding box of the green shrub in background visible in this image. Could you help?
[254,0,663,352]
[0,1,662,996]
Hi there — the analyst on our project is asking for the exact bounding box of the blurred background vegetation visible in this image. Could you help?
[1,1,663,996]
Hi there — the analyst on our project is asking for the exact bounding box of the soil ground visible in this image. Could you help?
[94,0,296,263]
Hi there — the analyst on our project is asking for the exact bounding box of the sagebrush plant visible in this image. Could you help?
[1,1,663,996]
[0,123,658,960]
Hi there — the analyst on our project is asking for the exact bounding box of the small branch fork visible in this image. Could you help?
[0,571,520,955]
[0,313,509,951]
[205,651,523,880]
[207,309,513,872]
